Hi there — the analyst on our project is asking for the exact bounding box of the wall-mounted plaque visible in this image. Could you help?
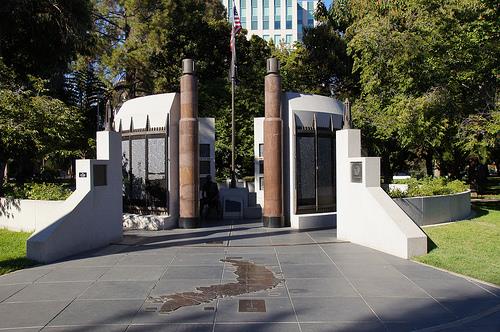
[351,162,362,183]
[93,164,107,186]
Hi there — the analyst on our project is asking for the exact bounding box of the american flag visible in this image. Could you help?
[230,4,242,79]
[230,5,242,51]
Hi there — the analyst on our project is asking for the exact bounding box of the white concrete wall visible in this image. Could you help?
[26,131,123,263]
[336,129,427,259]
[254,117,265,208]
[394,191,471,226]
[199,118,216,181]
[0,199,65,233]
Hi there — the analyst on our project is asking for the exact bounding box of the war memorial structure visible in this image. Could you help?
[24,58,427,263]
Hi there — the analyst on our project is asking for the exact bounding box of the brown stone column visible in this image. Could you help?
[263,58,284,228]
[179,59,199,229]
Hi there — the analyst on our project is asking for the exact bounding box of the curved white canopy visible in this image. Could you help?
[114,93,178,130]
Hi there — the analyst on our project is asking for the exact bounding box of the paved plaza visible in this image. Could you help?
[0,220,499,331]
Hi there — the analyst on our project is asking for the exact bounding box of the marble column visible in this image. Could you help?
[179,59,199,228]
[263,58,284,228]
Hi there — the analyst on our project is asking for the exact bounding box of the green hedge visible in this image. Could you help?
[389,177,469,198]
[2,182,72,200]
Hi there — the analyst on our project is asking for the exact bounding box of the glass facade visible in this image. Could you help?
[297,3,303,40]
[286,0,293,29]
[295,111,337,214]
[274,0,281,29]
[307,1,314,26]
[240,0,247,28]
[263,0,269,30]
[251,0,258,30]
[274,34,281,45]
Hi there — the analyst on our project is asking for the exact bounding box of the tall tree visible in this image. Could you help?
[0,0,94,95]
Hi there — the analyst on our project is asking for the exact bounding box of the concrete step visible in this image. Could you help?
[243,206,262,219]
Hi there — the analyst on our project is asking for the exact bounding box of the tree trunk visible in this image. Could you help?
[425,153,433,177]
[0,161,5,197]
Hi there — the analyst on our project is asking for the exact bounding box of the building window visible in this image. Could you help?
[263,0,269,30]
[258,160,264,174]
[259,176,264,190]
[286,0,292,29]
[307,1,314,27]
[297,3,303,40]
[285,34,292,45]
[259,143,264,157]
[241,0,247,28]
[262,34,270,42]
[274,34,281,45]
[274,0,281,29]
[251,0,258,30]
[295,112,337,214]
[228,0,233,20]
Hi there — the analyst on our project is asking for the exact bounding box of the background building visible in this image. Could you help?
[222,0,318,45]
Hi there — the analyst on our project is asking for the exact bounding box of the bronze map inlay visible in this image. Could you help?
[147,258,282,314]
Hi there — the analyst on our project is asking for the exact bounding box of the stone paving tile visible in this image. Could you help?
[277,253,332,265]
[55,253,125,268]
[336,263,404,279]
[150,279,221,297]
[176,247,228,254]
[280,264,342,279]
[365,297,456,327]
[224,246,275,254]
[325,252,390,265]
[439,297,500,317]
[121,245,178,255]
[410,277,497,300]
[292,297,379,323]
[0,301,70,329]
[100,266,166,282]
[0,268,52,285]
[36,267,109,283]
[349,277,431,298]
[116,254,175,266]
[215,297,296,322]
[286,278,359,298]
[79,281,156,300]
[171,253,226,266]
[6,281,92,302]
[300,322,386,332]
[42,325,128,332]
[161,266,223,280]
[133,302,216,324]
[392,263,466,280]
[223,253,280,266]
[215,322,301,332]
[0,283,28,302]
[48,299,144,326]
[275,244,324,254]
[127,324,213,332]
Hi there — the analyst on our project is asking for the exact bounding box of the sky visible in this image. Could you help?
[323,0,333,8]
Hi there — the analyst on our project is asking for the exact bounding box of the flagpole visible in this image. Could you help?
[231,72,236,188]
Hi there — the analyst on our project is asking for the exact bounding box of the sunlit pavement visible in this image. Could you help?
[0,219,498,331]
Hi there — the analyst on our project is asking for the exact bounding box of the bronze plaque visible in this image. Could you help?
[351,162,362,183]
[93,164,107,186]
[239,299,266,313]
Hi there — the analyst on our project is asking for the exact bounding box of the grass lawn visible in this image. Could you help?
[414,201,500,285]
[0,229,36,276]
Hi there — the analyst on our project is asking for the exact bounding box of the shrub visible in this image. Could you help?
[389,177,469,198]
[2,182,72,200]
